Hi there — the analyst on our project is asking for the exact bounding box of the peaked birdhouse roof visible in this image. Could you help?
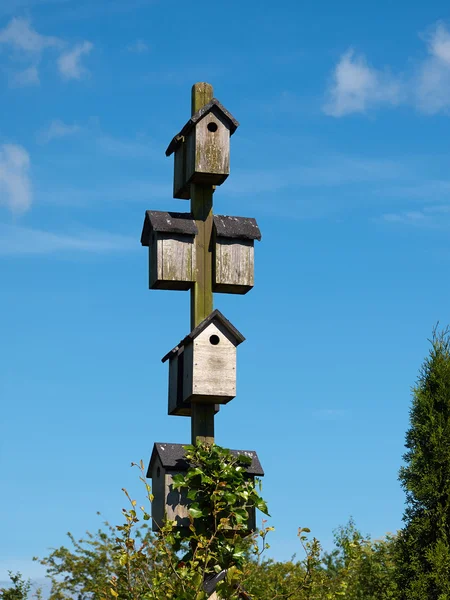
[161,309,245,363]
[140,210,198,246]
[165,98,239,157]
[213,215,262,241]
[147,442,264,477]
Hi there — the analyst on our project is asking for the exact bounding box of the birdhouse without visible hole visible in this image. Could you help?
[213,215,262,294]
[162,310,245,414]
[147,442,264,532]
[141,210,197,290]
[165,99,239,200]
[165,343,220,417]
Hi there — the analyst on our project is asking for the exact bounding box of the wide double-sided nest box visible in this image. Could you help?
[147,442,264,532]
[162,309,245,416]
[213,215,262,295]
[166,98,239,199]
[141,211,197,290]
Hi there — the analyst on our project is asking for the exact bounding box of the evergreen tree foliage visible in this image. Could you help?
[397,326,450,599]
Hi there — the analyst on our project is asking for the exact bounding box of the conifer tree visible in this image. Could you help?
[397,326,450,599]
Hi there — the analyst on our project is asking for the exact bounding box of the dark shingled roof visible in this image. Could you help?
[141,210,197,246]
[213,215,262,241]
[161,309,245,363]
[147,442,264,477]
[166,98,239,157]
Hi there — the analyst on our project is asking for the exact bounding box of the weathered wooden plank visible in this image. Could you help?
[191,403,215,446]
[190,82,215,446]
[162,235,195,283]
[191,322,237,401]
[164,471,190,526]
[191,82,214,114]
[186,110,230,185]
[214,238,254,293]
[149,234,195,290]
[173,139,190,199]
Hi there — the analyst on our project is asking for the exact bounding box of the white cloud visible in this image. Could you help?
[416,22,450,114]
[57,41,93,80]
[38,119,81,143]
[12,65,40,87]
[0,18,93,84]
[324,21,450,117]
[0,17,62,53]
[127,39,149,53]
[0,224,136,255]
[0,144,32,213]
[381,204,450,228]
[323,49,402,117]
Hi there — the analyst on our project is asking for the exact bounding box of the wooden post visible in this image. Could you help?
[190,82,215,445]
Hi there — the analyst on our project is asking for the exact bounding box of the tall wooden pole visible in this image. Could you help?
[190,82,215,446]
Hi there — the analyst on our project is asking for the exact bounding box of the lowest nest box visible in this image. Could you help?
[165,98,239,199]
[162,310,245,416]
[147,442,264,532]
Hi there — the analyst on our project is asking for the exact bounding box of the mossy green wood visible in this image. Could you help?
[190,83,215,445]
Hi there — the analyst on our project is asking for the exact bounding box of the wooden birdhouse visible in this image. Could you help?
[140,210,197,290]
[147,442,264,532]
[165,343,220,417]
[213,215,262,294]
[162,310,245,414]
[165,98,239,200]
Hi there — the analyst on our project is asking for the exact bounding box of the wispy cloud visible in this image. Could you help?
[323,50,402,116]
[57,40,93,80]
[324,21,450,116]
[11,65,40,87]
[0,17,62,53]
[416,22,450,114]
[127,39,149,53]
[0,144,32,213]
[0,18,93,84]
[225,154,407,196]
[0,224,136,255]
[38,119,81,143]
[381,204,450,229]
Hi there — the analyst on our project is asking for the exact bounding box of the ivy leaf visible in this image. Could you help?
[255,498,270,516]
[237,454,252,466]
[189,507,204,519]
[171,474,186,488]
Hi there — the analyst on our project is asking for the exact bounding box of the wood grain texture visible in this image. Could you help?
[185,111,230,185]
[164,471,190,526]
[191,82,214,114]
[181,322,237,405]
[150,458,165,532]
[150,233,195,290]
[190,185,213,329]
[190,403,215,445]
[214,238,254,294]
[190,83,215,445]
[173,141,190,199]
[150,459,190,530]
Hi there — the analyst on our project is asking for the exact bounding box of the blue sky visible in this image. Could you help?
[2,0,450,583]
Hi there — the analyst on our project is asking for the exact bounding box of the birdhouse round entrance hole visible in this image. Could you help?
[207,121,218,132]
[209,334,220,346]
